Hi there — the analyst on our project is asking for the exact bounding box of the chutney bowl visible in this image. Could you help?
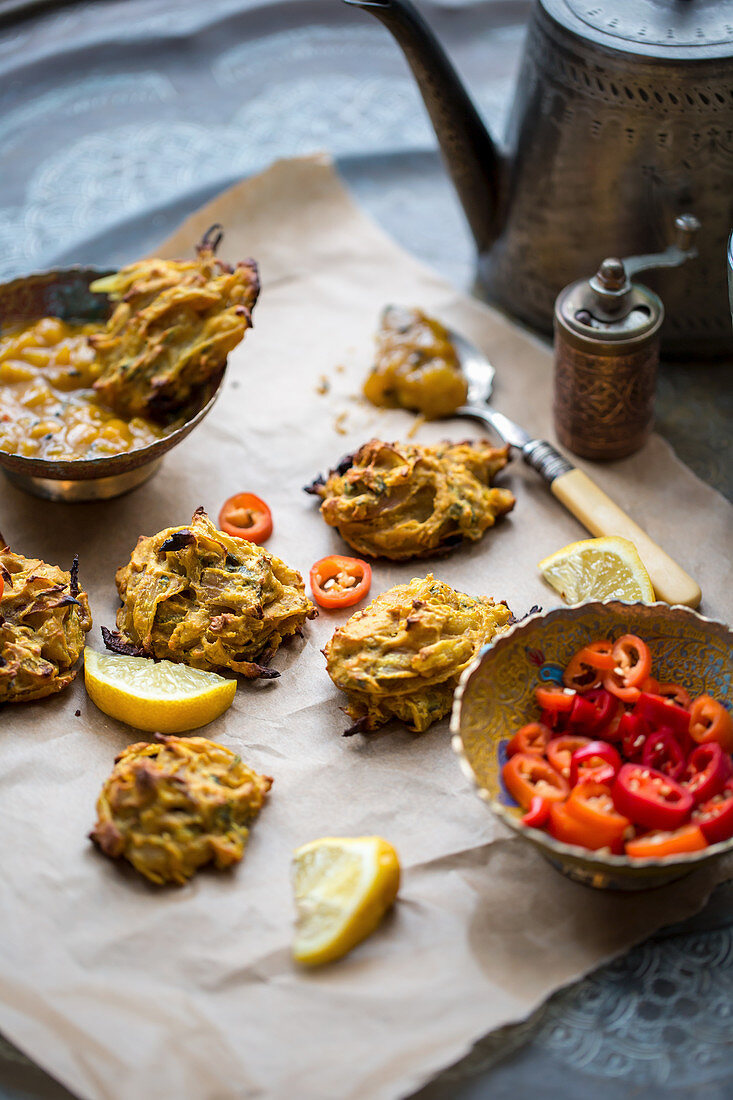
[451,600,733,891]
[0,267,225,502]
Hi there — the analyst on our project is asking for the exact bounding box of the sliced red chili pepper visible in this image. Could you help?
[611,763,694,831]
[619,713,649,762]
[506,722,551,758]
[567,694,601,731]
[565,782,630,853]
[546,735,592,781]
[602,669,642,704]
[521,795,551,828]
[0,575,4,601]
[639,675,660,695]
[547,797,624,852]
[218,492,273,543]
[681,742,732,805]
[641,727,685,781]
[547,800,598,849]
[539,706,567,732]
[502,754,569,809]
[309,556,372,609]
[563,648,604,691]
[579,688,619,735]
[692,781,733,845]
[581,642,616,664]
[577,640,616,670]
[602,700,626,742]
[658,683,692,709]
[626,824,708,858]
[634,692,691,738]
[569,741,622,788]
[689,695,733,754]
[535,683,575,713]
[611,634,651,688]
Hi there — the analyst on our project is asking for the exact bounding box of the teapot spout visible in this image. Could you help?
[344,0,505,254]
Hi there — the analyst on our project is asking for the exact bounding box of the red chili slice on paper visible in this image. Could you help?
[309,556,372,609]
[219,492,273,543]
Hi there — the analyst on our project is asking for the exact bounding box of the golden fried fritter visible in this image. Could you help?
[0,545,92,703]
[307,438,515,560]
[90,232,259,421]
[363,306,468,418]
[109,508,315,677]
[324,574,512,734]
[90,735,272,885]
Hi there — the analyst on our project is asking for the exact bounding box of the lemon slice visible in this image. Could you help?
[84,649,236,733]
[292,836,400,966]
[538,536,656,604]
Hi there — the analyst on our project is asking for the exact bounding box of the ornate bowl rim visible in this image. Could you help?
[450,599,733,872]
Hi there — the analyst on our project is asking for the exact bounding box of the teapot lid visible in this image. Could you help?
[543,0,733,59]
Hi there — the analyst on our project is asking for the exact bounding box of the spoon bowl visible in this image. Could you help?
[448,326,536,450]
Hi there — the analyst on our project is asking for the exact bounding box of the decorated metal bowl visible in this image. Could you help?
[0,267,224,502]
[451,600,733,891]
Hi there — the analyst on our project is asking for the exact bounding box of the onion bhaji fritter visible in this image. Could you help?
[90,735,272,885]
[90,231,260,421]
[0,544,92,703]
[306,438,515,560]
[363,306,468,419]
[109,507,316,678]
[324,574,512,734]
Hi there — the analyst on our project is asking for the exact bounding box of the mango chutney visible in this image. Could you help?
[0,317,165,460]
[363,306,468,420]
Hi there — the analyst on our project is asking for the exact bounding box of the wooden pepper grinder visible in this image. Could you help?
[553,215,700,460]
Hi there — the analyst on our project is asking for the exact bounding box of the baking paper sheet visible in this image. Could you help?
[1,155,731,1100]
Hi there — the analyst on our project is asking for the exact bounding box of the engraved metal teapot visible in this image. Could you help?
[345,0,733,356]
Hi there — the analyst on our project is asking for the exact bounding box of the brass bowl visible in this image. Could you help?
[451,600,733,891]
[0,267,224,501]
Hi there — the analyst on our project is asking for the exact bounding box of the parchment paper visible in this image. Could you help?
[1,154,732,1100]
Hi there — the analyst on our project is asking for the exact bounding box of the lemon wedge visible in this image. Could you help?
[84,649,236,733]
[292,836,400,966]
[538,536,656,604]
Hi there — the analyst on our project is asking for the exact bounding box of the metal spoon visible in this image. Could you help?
[447,327,701,608]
